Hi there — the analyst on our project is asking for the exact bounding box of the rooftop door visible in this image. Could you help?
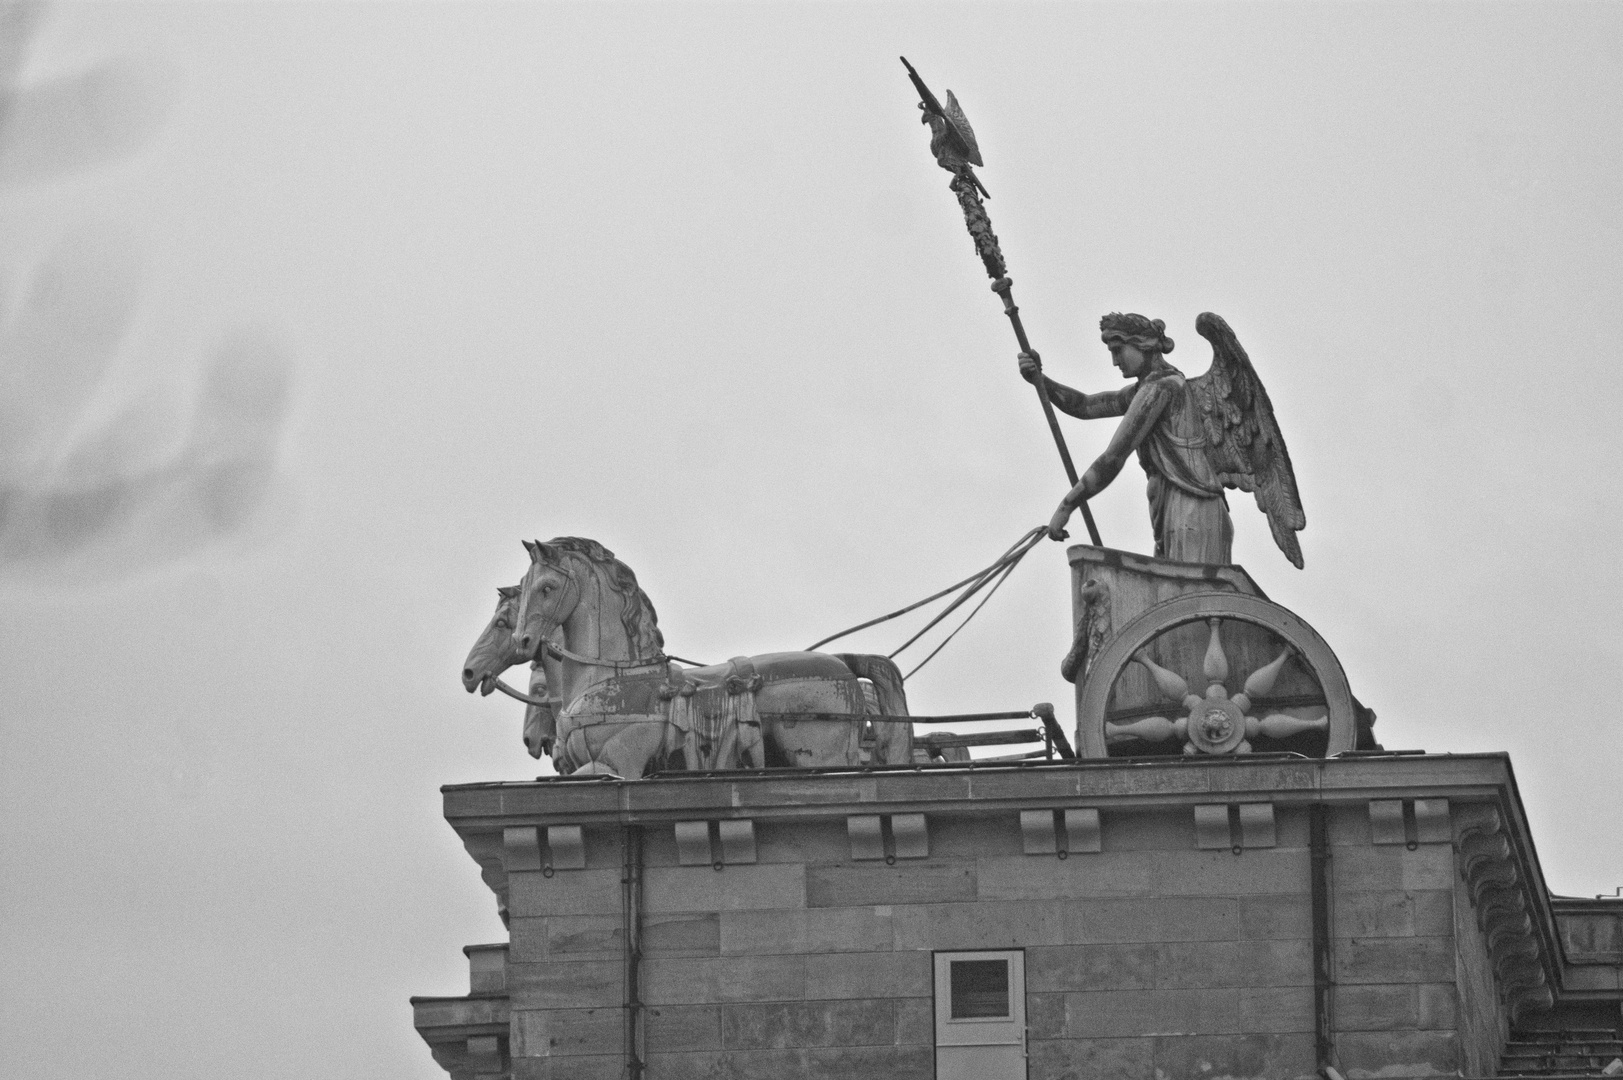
[933,949,1026,1080]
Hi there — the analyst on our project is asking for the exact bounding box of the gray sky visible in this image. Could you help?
[1,3,1619,1077]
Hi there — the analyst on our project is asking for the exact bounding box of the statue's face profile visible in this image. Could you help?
[1108,341,1152,379]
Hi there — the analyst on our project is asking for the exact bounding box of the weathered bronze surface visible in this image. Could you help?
[1067,546,1362,760]
[463,537,915,776]
[1025,312,1304,567]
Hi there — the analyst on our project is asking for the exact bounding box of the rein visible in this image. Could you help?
[491,644,708,708]
[492,677,554,707]
[489,643,709,705]
[804,525,1047,679]
[544,639,669,671]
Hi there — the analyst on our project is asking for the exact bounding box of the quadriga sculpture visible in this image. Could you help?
[466,537,913,778]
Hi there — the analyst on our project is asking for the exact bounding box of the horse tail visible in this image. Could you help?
[836,653,914,765]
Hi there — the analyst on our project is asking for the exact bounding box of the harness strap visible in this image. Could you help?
[544,639,668,671]
[492,677,550,707]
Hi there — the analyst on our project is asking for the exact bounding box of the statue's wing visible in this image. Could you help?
[1190,311,1306,568]
[943,90,983,167]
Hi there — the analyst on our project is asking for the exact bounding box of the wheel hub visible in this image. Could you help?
[1186,697,1246,754]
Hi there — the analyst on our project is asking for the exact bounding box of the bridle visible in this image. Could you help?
[491,556,713,705]
[497,564,668,704]
[519,558,670,665]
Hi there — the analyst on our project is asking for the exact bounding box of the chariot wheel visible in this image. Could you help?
[1076,592,1355,759]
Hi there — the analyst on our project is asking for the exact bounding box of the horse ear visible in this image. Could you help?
[498,585,520,600]
[522,539,540,561]
[534,541,560,564]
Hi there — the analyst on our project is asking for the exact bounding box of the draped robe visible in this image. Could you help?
[1040,365,1234,565]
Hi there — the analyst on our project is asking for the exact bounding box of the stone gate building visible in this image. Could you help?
[412,752,1621,1079]
[420,546,1623,1079]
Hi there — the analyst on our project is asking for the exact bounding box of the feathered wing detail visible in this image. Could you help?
[1189,312,1306,568]
[943,91,983,166]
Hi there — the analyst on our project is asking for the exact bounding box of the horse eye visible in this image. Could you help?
[495,618,510,629]
[541,584,553,595]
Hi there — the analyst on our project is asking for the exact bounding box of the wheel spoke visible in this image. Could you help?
[1105,715,1184,743]
[1242,648,1292,701]
[1203,618,1229,685]
[1254,713,1329,739]
[1134,651,1194,705]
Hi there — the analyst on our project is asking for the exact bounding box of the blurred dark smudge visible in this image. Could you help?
[0,1,295,582]
[0,2,175,186]
[0,54,175,184]
[0,296,295,575]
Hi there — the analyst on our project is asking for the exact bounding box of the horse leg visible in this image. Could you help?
[737,719,765,769]
[594,717,672,779]
[554,725,591,775]
[523,703,557,760]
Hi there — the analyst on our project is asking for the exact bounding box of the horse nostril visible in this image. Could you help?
[462,668,474,681]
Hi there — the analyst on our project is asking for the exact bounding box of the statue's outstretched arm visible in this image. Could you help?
[1017,352,1132,419]
[1047,379,1173,539]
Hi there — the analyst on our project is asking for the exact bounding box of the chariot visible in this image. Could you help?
[1067,544,1366,759]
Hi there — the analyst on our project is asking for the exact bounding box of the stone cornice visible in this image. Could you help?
[442,753,1518,830]
[411,992,509,1080]
[1456,802,1560,1023]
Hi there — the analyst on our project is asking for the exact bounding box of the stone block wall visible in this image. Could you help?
[497,803,1504,1080]
[423,758,1584,1080]
[637,818,935,1079]
[506,824,627,1080]
[993,807,1318,1080]
[1324,799,1486,1078]
[1452,859,1507,1078]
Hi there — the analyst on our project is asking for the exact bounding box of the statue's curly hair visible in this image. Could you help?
[1099,312,1174,355]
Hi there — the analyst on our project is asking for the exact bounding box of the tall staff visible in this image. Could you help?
[901,57,1102,547]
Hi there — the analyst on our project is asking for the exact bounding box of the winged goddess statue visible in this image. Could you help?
[1020,311,1306,567]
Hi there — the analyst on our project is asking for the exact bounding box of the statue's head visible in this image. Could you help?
[1100,312,1174,379]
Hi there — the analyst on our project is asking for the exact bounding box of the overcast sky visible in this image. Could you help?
[2,3,1620,1078]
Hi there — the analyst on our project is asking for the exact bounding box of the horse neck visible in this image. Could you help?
[556,560,638,701]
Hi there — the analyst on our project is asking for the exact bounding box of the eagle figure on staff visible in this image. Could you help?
[916,82,990,200]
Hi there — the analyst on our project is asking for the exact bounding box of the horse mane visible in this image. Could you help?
[546,537,665,657]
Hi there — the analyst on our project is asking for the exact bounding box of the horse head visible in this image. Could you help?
[462,585,526,694]
[513,539,582,663]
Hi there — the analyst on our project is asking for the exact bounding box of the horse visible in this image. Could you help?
[499,536,914,778]
[461,585,563,759]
